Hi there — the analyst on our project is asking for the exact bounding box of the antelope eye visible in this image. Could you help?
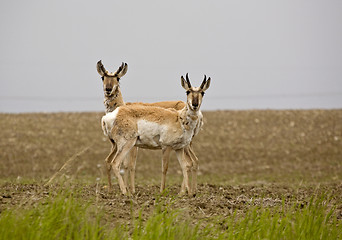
[201,92,205,96]
[186,91,190,95]
[101,76,104,81]
[117,77,120,82]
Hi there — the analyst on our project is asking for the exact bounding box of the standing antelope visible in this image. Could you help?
[101,74,211,196]
[97,61,202,194]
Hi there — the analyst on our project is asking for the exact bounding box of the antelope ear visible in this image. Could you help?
[181,75,190,90]
[96,60,107,77]
[201,77,211,91]
[115,62,128,78]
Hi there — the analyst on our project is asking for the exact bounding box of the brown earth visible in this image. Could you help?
[1,182,341,228]
[0,110,341,225]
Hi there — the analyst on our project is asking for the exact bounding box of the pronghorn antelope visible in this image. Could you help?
[101,74,211,195]
[97,61,200,194]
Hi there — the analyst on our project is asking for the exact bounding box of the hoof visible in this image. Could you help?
[178,191,186,197]
[105,185,112,193]
[131,188,136,195]
[123,188,132,196]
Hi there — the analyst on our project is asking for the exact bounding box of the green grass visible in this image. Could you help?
[131,204,204,240]
[219,196,341,240]
[0,192,340,240]
[0,192,107,240]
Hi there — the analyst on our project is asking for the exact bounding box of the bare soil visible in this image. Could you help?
[1,182,341,227]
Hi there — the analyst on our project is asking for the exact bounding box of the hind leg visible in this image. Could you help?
[129,147,138,194]
[123,147,138,194]
[105,142,117,191]
[111,139,137,195]
[160,147,171,193]
[122,151,131,192]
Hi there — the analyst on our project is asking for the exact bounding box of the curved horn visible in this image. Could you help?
[200,75,207,89]
[97,60,108,77]
[115,62,128,78]
[185,73,192,88]
[117,62,125,74]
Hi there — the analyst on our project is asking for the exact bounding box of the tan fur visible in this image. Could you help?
[115,105,178,124]
[97,61,202,195]
[101,74,210,196]
[127,101,185,110]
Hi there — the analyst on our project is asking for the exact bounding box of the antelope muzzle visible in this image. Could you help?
[105,87,113,96]
[191,95,200,110]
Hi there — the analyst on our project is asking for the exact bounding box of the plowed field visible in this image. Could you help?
[1,110,341,226]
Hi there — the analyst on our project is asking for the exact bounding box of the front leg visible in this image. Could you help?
[186,143,198,195]
[175,148,192,196]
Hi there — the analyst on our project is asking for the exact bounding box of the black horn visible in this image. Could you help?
[114,62,125,75]
[97,60,108,76]
[200,75,207,89]
[117,63,123,73]
[185,73,192,88]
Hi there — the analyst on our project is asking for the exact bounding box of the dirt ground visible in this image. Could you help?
[0,110,341,225]
[1,182,341,227]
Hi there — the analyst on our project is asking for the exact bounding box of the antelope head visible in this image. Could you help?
[181,73,211,111]
[97,60,128,97]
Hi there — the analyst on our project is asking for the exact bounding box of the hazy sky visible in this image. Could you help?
[1,0,341,112]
